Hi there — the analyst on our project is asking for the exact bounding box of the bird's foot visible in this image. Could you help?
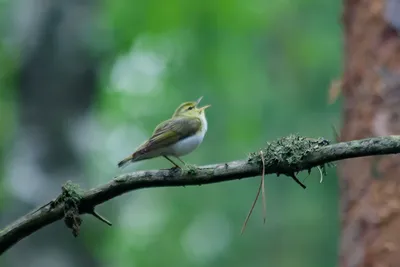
[182,163,198,174]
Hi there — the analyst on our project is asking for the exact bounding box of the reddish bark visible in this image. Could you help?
[340,0,400,266]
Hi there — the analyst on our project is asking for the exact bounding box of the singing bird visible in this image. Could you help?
[117,96,211,169]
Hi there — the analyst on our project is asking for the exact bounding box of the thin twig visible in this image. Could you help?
[289,173,306,189]
[88,209,112,226]
[241,173,263,235]
[317,166,324,183]
[331,124,340,142]
[303,172,311,183]
[260,151,267,224]
[241,151,267,234]
[26,200,54,216]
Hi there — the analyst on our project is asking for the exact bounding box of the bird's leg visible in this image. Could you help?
[174,156,187,167]
[175,156,198,173]
[163,156,181,169]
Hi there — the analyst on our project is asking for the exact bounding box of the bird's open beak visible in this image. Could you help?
[199,104,211,111]
[196,96,203,106]
[196,96,211,111]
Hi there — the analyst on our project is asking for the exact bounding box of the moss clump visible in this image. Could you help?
[54,181,84,237]
[248,134,331,176]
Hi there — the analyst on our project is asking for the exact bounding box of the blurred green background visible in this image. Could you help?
[0,0,342,267]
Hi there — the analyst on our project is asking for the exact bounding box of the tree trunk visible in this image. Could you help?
[339,0,400,266]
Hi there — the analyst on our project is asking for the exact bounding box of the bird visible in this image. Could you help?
[117,96,211,169]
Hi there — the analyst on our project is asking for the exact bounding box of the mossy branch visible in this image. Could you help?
[1,135,400,254]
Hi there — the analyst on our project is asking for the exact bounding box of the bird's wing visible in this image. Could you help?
[135,116,201,154]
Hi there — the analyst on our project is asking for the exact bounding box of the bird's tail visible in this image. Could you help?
[117,151,146,168]
[117,154,134,168]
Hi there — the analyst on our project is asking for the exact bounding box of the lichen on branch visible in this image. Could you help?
[248,134,332,188]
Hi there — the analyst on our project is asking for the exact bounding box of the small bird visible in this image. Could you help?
[117,96,211,169]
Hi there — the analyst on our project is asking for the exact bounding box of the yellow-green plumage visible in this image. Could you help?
[117,97,210,168]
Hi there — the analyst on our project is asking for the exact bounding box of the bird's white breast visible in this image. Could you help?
[168,113,208,157]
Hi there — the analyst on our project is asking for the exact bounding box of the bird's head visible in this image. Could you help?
[172,96,211,118]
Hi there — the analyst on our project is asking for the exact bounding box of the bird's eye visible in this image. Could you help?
[188,106,193,110]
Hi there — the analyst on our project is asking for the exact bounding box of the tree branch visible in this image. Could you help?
[1,135,400,254]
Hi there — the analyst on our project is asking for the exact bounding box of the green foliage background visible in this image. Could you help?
[0,0,342,266]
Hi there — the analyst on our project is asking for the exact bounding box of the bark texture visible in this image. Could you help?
[340,0,400,266]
